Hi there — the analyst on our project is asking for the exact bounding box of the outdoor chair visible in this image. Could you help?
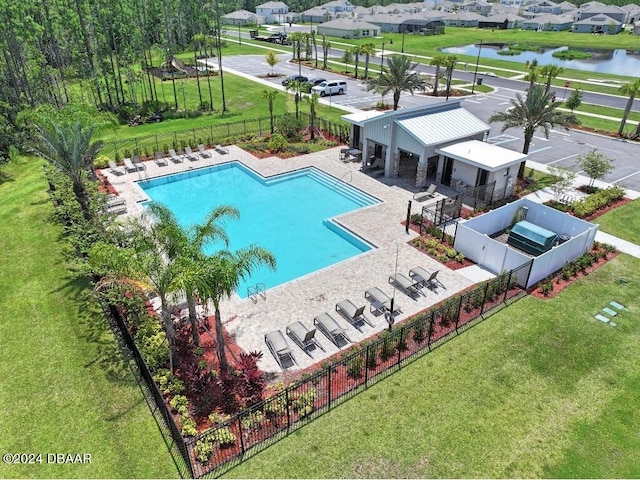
[335,299,373,329]
[286,321,324,355]
[132,154,146,171]
[361,156,384,173]
[168,149,183,163]
[108,160,126,175]
[364,287,401,315]
[215,144,229,155]
[413,184,437,202]
[184,146,199,161]
[105,195,126,208]
[339,148,349,162]
[154,152,168,166]
[265,329,295,368]
[313,312,349,347]
[198,144,212,158]
[388,273,422,298]
[123,157,139,173]
[409,267,442,289]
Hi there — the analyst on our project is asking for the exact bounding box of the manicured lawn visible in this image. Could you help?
[223,255,640,478]
[0,160,178,478]
[595,199,640,245]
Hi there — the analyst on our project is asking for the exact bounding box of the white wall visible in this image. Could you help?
[451,161,477,187]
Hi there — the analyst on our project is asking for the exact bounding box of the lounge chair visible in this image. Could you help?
[184,146,199,161]
[335,299,373,328]
[198,144,212,158]
[362,156,384,173]
[265,330,295,368]
[123,157,139,173]
[388,273,422,297]
[108,160,126,175]
[364,287,400,315]
[409,267,442,289]
[286,321,324,355]
[413,184,437,202]
[313,312,349,347]
[155,152,168,166]
[168,149,183,163]
[215,144,229,155]
[106,195,126,208]
[132,154,146,171]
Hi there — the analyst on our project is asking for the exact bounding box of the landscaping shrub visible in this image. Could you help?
[267,133,288,152]
[346,354,363,379]
[275,113,303,141]
[180,415,197,437]
[170,394,189,415]
[212,426,236,447]
[196,436,214,463]
[240,410,264,431]
[134,314,170,371]
[291,388,316,418]
[571,186,625,218]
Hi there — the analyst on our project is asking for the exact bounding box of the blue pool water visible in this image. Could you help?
[139,162,379,298]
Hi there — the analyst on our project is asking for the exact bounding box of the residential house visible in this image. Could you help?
[500,0,525,8]
[556,1,577,15]
[479,12,526,29]
[256,1,289,23]
[526,0,562,15]
[301,6,334,23]
[316,18,380,38]
[443,11,485,27]
[321,0,355,14]
[573,14,623,33]
[623,4,640,24]
[340,101,527,193]
[521,13,574,30]
[576,2,626,24]
[459,0,492,16]
[221,10,265,25]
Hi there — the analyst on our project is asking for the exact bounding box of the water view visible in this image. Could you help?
[442,44,640,77]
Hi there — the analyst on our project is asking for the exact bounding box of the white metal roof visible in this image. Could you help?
[341,110,385,125]
[396,108,490,146]
[436,140,527,172]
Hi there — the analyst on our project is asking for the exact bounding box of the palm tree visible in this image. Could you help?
[351,45,361,79]
[305,92,320,140]
[489,85,578,177]
[321,35,331,70]
[147,202,239,347]
[540,64,564,93]
[617,78,640,136]
[285,80,304,118]
[31,119,103,221]
[366,55,428,110]
[361,43,376,80]
[429,54,446,96]
[443,54,458,100]
[261,89,278,134]
[88,223,178,372]
[525,59,539,92]
[200,246,276,372]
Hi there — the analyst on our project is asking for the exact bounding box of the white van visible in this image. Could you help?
[311,80,347,97]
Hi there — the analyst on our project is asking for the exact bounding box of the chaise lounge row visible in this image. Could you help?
[107,144,229,174]
[265,267,443,368]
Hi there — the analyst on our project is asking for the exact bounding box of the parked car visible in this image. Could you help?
[302,77,326,93]
[281,75,308,87]
[311,80,347,97]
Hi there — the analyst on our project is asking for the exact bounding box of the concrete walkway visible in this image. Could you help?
[524,160,640,259]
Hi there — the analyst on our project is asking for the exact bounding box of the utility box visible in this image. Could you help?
[477,77,483,85]
[507,220,558,256]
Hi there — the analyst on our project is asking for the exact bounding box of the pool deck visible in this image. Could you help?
[101,146,479,375]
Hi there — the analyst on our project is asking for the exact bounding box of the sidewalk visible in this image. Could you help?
[524,160,640,259]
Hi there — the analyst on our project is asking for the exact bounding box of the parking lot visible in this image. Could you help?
[218,53,640,192]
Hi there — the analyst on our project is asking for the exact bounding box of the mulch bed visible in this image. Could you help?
[545,196,632,221]
[529,249,619,299]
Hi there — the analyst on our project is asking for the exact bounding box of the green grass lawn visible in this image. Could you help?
[0,159,178,478]
[223,254,640,478]
[594,199,640,245]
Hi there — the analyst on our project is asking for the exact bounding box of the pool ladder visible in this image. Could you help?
[334,171,352,189]
[247,282,266,304]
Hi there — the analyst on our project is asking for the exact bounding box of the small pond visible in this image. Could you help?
[442,44,640,77]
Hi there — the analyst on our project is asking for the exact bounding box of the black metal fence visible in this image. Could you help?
[180,261,532,478]
[107,305,194,479]
[105,114,349,160]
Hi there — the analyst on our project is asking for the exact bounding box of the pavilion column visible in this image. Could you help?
[391,152,400,178]
[416,163,427,188]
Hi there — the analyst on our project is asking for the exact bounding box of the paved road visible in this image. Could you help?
[219,52,640,192]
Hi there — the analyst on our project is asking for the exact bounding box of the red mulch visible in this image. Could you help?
[402,221,475,270]
[530,250,619,299]
[96,171,118,195]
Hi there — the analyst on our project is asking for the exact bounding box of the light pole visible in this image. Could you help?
[386,243,399,331]
[401,28,406,54]
[238,24,241,45]
[380,42,385,74]
[471,39,482,94]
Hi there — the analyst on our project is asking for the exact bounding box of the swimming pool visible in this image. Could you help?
[139,162,380,298]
